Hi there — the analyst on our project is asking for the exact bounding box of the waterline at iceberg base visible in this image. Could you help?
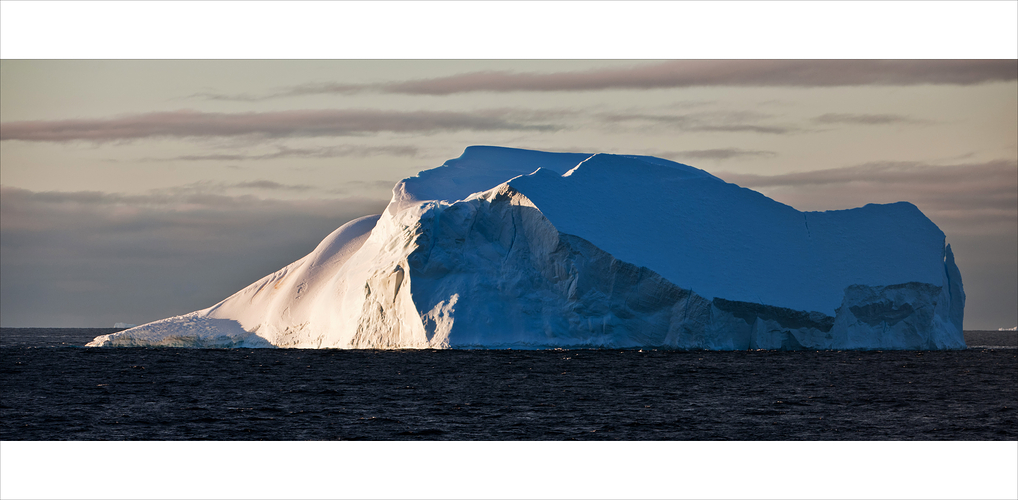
[89,146,965,350]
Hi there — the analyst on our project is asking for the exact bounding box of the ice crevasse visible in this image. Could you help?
[88,146,966,350]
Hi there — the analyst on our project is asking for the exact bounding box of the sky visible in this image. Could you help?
[1,6,1016,332]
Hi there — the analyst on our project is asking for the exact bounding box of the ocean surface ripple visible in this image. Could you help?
[1,328,1015,440]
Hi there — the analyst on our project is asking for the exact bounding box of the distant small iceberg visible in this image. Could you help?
[113,322,137,329]
[999,326,1018,331]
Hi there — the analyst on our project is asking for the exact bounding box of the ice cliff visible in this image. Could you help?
[88,146,966,350]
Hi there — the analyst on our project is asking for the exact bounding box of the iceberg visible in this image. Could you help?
[88,146,966,350]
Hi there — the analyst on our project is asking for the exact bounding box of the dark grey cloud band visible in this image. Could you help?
[0,109,556,143]
[194,60,1018,101]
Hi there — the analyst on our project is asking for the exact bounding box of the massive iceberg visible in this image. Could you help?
[88,146,966,350]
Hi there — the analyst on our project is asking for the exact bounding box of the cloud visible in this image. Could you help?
[600,111,798,134]
[150,144,421,162]
[190,83,367,101]
[387,60,1018,94]
[232,180,313,191]
[195,61,1018,100]
[106,180,318,199]
[812,113,927,125]
[715,159,1018,235]
[327,180,399,195]
[662,148,778,161]
[720,159,1014,188]
[0,109,558,143]
[0,185,389,326]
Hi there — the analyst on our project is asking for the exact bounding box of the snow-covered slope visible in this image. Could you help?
[88,146,965,350]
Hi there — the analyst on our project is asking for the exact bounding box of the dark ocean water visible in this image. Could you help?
[1,328,1015,440]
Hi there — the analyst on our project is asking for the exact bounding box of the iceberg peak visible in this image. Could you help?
[89,146,965,350]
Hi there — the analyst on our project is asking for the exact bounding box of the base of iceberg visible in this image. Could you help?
[89,146,965,350]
